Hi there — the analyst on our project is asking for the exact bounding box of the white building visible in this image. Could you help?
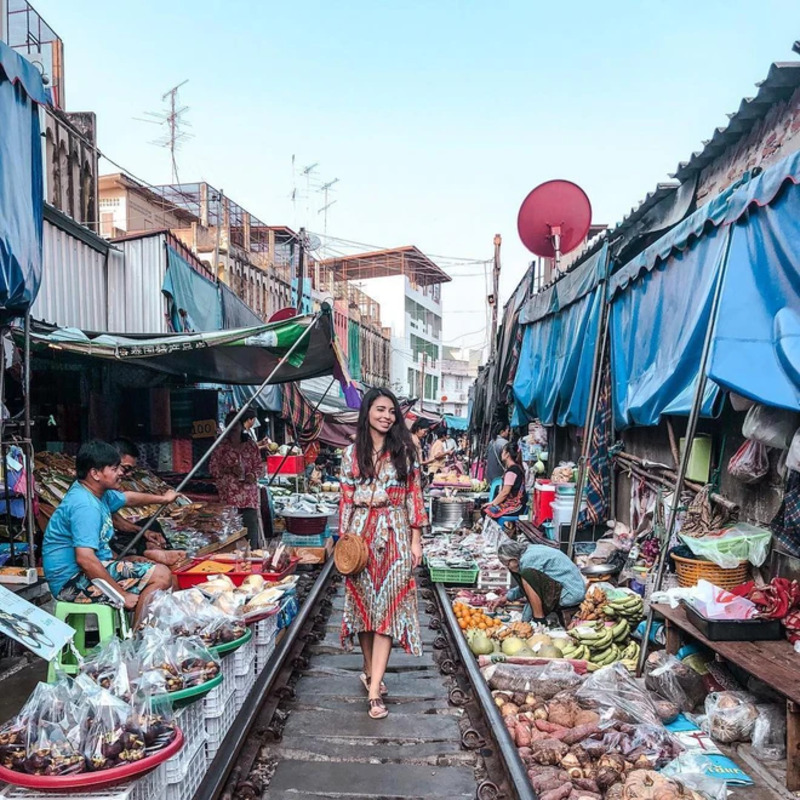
[320,247,450,411]
[440,347,482,418]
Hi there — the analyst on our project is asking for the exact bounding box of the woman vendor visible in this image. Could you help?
[209,409,263,548]
[489,540,585,623]
[483,442,527,519]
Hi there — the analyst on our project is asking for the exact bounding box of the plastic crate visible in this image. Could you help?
[131,764,166,800]
[253,614,278,646]
[222,637,255,677]
[255,640,275,675]
[281,530,329,548]
[164,705,204,783]
[0,785,139,799]
[164,737,206,800]
[428,563,479,585]
[234,667,255,707]
[205,697,236,764]
[202,671,235,718]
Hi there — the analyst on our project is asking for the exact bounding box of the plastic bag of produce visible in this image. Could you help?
[136,628,184,694]
[81,637,133,701]
[727,439,770,484]
[482,660,582,700]
[678,522,772,569]
[643,651,707,712]
[23,720,85,776]
[169,635,220,687]
[82,686,142,771]
[704,691,758,743]
[751,704,786,761]
[128,683,177,755]
[742,404,800,450]
[576,663,661,726]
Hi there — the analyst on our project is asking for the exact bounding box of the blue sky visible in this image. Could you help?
[31,0,799,349]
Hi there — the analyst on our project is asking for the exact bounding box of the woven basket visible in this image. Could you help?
[671,553,749,590]
[284,515,328,535]
[334,534,368,575]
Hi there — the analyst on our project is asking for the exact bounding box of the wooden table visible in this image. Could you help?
[173,527,248,570]
[652,603,800,790]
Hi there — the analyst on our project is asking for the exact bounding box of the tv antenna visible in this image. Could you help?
[318,177,339,235]
[135,80,193,184]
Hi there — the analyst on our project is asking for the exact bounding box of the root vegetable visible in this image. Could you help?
[516,721,533,748]
[500,703,521,717]
[597,767,623,790]
[598,754,627,774]
[540,781,574,800]
[606,784,624,800]
[529,739,569,765]
[574,792,603,800]
[622,770,680,800]
[518,747,533,761]
[533,703,550,720]
[548,699,580,728]
[572,778,601,793]
[567,746,592,767]
[574,710,601,727]
[536,720,570,734]
[561,724,601,745]
[535,777,573,793]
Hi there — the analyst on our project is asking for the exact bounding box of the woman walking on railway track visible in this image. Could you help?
[339,387,428,720]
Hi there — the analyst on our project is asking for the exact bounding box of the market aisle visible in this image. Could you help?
[263,583,479,799]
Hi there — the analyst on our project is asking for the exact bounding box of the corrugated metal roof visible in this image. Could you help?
[672,62,800,182]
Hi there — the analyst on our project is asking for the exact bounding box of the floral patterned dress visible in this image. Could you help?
[339,444,428,656]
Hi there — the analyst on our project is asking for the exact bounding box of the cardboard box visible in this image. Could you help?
[288,538,333,565]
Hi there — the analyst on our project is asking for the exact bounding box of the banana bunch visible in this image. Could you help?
[569,620,637,669]
[618,641,641,672]
[602,592,645,623]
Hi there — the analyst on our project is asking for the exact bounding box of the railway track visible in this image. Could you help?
[195,564,537,800]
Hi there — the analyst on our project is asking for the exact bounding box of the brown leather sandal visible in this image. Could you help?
[368,697,388,719]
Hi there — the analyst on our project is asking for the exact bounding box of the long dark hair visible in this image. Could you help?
[354,387,417,482]
[502,441,523,468]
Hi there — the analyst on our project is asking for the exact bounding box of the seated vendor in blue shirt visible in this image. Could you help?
[43,440,179,626]
[489,540,586,623]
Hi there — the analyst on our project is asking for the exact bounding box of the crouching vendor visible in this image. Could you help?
[43,441,178,625]
[488,540,586,624]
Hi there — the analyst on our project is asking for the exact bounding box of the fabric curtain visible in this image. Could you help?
[0,43,46,322]
[162,246,222,332]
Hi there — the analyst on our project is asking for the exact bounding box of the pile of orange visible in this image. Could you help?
[453,602,502,632]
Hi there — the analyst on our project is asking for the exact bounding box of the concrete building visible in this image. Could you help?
[321,247,450,410]
[440,347,481,418]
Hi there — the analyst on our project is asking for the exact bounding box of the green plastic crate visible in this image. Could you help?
[428,563,479,585]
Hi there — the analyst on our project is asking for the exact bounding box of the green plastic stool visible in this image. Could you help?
[46,602,124,683]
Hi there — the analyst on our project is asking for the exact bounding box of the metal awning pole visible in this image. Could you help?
[116,312,323,559]
[636,228,732,675]
[567,298,610,559]
[23,313,35,568]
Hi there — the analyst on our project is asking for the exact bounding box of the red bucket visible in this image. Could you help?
[533,480,556,526]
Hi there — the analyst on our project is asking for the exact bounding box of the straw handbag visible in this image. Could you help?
[334,483,375,576]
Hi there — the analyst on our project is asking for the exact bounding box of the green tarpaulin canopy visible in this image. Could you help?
[21,313,337,385]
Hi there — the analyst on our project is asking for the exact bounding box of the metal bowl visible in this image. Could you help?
[580,563,618,577]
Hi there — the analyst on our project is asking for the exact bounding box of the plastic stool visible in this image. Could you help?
[46,602,124,682]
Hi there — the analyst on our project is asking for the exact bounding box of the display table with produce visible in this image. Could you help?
[653,602,800,790]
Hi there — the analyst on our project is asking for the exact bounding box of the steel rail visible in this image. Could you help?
[192,558,335,800]
[434,582,537,800]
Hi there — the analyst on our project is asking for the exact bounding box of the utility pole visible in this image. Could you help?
[490,233,502,357]
[296,227,307,312]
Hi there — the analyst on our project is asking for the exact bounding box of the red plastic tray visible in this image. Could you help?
[174,557,298,589]
[0,727,183,790]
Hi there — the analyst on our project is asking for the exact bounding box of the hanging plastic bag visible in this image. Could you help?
[129,683,177,755]
[727,439,770,484]
[136,628,184,694]
[742,404,800,450]
[751,704,786,761]
[169,635,221,687]
[23,720,85,776]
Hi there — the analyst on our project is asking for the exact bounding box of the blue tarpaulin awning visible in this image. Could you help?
[707,151,800,410]
[0,42,47,322]
[162,246,223,332]
[512,244,608,427]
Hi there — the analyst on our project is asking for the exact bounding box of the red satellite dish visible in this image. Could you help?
[517,180,592,265]
[269,307,297,323]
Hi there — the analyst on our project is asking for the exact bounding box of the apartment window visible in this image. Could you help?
[408,368,417,394]
[455,376,464,391]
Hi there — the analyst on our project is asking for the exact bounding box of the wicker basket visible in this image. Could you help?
[671,553,749,590]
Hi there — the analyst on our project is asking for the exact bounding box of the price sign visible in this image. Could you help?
[192,419,217,439]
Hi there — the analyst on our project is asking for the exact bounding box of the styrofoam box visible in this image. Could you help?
[203,671,235,718]
[165,736,206,800]
[205,694,237,765]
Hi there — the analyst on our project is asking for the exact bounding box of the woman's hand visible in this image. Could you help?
[411,538,423,569]
[486,597,507,612]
